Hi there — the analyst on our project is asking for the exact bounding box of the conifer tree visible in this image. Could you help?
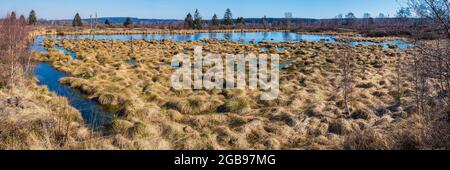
[185,13,194,29]
[193,9,202,29]
[236,17,245,25]
[28,10,37,25]
[72,13,83,27]
[19,15,26,25]
[210,14,220,26]
[124,17,133,28]
[105,18,110,25]
[223,8,233,25]
[10,12,16,20]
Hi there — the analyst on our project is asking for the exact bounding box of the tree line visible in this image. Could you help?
[72,13,133,28]
[0,10,39,26]
[184,8,245,29]
[30,7,444,39]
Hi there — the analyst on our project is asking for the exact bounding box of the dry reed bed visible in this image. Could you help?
[296,31,362,37]
[333,36,407,43]
[40,28,274,36]
[31,38,428,149]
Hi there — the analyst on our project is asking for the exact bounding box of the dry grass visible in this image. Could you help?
[26,35,448,150]
[0,85,113,149]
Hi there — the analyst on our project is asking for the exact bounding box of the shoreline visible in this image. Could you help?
[35,28,279,36]
[29,27,411,43]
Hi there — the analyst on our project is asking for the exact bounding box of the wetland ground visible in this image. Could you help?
[24,31,438,150]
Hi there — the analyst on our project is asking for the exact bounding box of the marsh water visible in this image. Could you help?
[49,32,409,48]
[32,36,112,129]
[31,32,410,128]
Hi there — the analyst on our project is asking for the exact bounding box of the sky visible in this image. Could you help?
[0,0,407,20]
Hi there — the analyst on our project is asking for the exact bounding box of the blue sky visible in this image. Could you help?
[0,0,406,20]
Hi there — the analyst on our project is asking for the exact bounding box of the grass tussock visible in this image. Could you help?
[166,96,216,115]
[343,129,395,150]
[0,85,111,149]
[26,36,448,150]
[222,97,251,113]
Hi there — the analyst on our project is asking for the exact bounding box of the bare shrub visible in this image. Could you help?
[406,0,450,148]
[339,47,355,114]
[0,12,33,89]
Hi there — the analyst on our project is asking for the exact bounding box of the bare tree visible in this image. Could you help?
[409,0,450,102]
[284,12,293,30]
[261,15,269,29]
[362,13,374,30]
[339,47,355,114]
[395,52,403,105]
[345,12,356,26]
[335,14,344,26]
[407,0,450,148]
[0,12,32,89]
[409,0,450,38]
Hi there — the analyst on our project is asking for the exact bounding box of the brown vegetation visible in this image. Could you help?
[29,35,448,150]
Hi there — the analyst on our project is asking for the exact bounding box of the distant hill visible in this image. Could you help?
[54,17,181,24]
[50,17,410,25]
[92,17,180,23]
[51,16,331,25]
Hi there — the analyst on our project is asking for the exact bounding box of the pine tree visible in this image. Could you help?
[10,12,16,20]
[28,10,37,25]
[19,15,26,25]
[72,13,83,27]
[124,17,132,28]
[236,17,245,26]
[105,18,110,25]
[223,8,233,25]
[184,13,194,29]
[193,9,202,29]
[210,14,220,26]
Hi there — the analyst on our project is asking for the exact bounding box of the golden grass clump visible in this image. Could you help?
[343,129,395,150]
[110,118,134,134]
[128,122,148,139]
[29,35,441,150]
[170,96,213,115]
[222,97,251,113]
[98,93,121,106]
